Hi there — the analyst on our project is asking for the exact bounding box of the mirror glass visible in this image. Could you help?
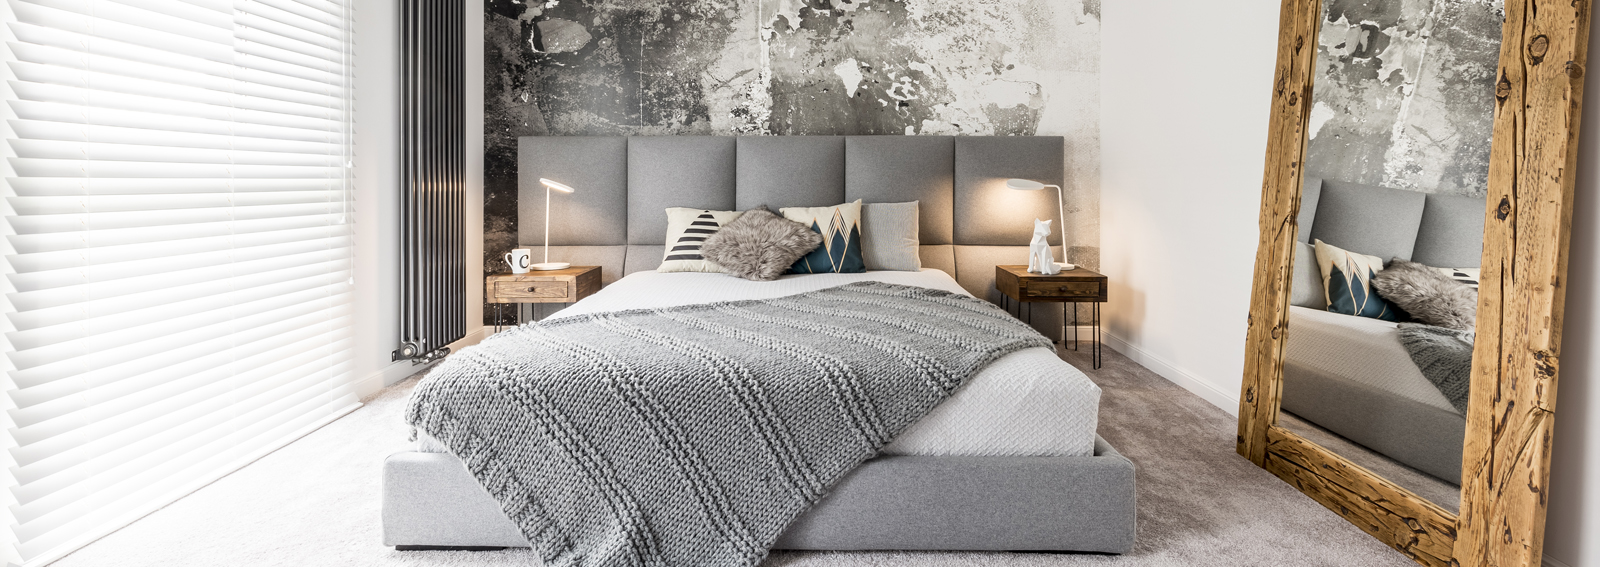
[1277,0,1504,514]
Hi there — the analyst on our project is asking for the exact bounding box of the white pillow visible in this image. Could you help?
[659,208,743,273]
[860,201,922,271]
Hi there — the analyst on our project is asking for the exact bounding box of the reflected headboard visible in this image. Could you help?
[1297,177,1487,268]
[518,135,1072,338]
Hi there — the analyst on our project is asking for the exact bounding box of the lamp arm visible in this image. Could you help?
[1048,185,1065,252]
[544,185,551,264]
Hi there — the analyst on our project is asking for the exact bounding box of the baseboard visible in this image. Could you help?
[1543,554,1572,567]
[355,325,490,398]
[1100,331,1240,416]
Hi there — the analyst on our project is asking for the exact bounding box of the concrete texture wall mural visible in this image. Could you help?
[483,0,1101,317]
[1305,0,1503,197]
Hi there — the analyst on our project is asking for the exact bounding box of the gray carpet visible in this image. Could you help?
[52,342,1414,567]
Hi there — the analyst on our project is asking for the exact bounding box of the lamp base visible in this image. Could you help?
[529,262,570,271]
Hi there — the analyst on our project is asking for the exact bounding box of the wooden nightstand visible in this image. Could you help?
[995,265,1108,369]
[486,266,601,330]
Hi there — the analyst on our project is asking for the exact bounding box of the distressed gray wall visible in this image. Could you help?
[484,0,1101,310]
[1305,0,1502,197]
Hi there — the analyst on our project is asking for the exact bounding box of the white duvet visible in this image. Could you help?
[419,269,1101,457]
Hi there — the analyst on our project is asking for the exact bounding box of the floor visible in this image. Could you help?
[54,343,1416,567]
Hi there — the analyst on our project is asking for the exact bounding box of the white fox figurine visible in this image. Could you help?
[1028,219,1061,275]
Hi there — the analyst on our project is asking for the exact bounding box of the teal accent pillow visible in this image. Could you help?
[781,200,865,274]
[1314,239,1398,321]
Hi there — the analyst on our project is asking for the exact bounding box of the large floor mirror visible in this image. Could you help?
[1236,0,1589,566]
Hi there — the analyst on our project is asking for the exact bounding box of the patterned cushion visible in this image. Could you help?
[782,200,865,274]
[1435,267,1480,289]
[1314,239,1399,321]
[658,208,743,273]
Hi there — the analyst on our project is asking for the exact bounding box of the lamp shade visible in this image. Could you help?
[541,178,576,193]
[1007,178,1047,191]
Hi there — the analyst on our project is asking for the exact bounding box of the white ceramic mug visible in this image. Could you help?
[504,248,532,274]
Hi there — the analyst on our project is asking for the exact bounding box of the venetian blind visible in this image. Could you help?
[0,0,357,563]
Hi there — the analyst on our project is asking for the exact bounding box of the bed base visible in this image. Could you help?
[382,435,1136,554]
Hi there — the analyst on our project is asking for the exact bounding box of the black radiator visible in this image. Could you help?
[394,0,464,363]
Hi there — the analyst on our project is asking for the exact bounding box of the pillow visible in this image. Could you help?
[1291,240,1326,309]
[700,206,822,281]
[1374,258,1478,331]
[658,208,744,273]
[1313,239,1399,321]
[1435,267,1480,289]
[782,200,865,274]
[860,201,921,271]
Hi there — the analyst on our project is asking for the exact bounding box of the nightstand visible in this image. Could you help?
[486,266,601,330]
[995,265,1108,369]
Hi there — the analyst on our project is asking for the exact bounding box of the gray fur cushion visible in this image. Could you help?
[701,206,822,281]
[1372,258,1478,331]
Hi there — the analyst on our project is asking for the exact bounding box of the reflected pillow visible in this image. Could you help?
[659,208,743,273]
[860,201,921,271]
[1436,267,1480,289]
[782,200,865,274]
[1290,240,1326,309]
[1373,258,1477,331]
[1313,239,1398,321]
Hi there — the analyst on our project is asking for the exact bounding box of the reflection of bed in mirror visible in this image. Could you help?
[1280,178,1485,485]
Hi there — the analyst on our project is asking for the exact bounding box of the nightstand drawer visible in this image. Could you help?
[1025,281,1100,298]
[493,281,569,300]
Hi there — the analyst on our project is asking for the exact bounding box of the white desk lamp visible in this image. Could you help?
[1007,178,1074,270]
[532,178,575,271]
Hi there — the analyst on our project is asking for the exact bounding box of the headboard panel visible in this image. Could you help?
[518,136,628,246]
[626,136,736,245]
[843,136,955,245]
[519,135,1072,340]
[955,136,1066,246]
[733,136,847,210]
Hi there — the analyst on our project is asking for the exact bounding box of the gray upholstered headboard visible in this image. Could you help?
[1297,177,1487,268]
[518,135,1073,339]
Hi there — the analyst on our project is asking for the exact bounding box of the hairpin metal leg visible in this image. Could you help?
[1072,303,1080,351]
[1093,302,1102,369]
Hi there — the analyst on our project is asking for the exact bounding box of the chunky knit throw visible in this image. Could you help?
[405,282,1051,567]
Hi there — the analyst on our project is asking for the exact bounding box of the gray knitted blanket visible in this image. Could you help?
[405,281,1051,567]
[1397,323,1475,414]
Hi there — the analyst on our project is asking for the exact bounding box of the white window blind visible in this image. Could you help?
[0,0,357,563]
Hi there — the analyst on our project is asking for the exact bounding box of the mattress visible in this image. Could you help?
[417,269,1100,457]
[1284,306,1457,414]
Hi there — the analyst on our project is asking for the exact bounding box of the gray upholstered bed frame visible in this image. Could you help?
[381,136,1137,554]
[1281,177,1485,484]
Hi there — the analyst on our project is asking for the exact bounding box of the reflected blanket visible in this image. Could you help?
[405,282,1051,567]
[1397,323,1475,414]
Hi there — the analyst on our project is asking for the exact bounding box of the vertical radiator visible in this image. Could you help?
[394,0,465,363]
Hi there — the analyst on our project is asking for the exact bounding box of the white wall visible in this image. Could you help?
[1101,3,1595,566]
[352,0,484,398]
[1099,0,1280,413]
[1541,20,1600,565]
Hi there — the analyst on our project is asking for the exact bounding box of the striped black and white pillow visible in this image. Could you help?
[1434,267,1481,289]
[658,208,744,273]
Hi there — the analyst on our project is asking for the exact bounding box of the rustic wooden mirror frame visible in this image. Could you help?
[1236,0,1590,565]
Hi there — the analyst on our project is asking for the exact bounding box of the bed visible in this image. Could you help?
[382,136,1136,557]
[1280,177,1484,484]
